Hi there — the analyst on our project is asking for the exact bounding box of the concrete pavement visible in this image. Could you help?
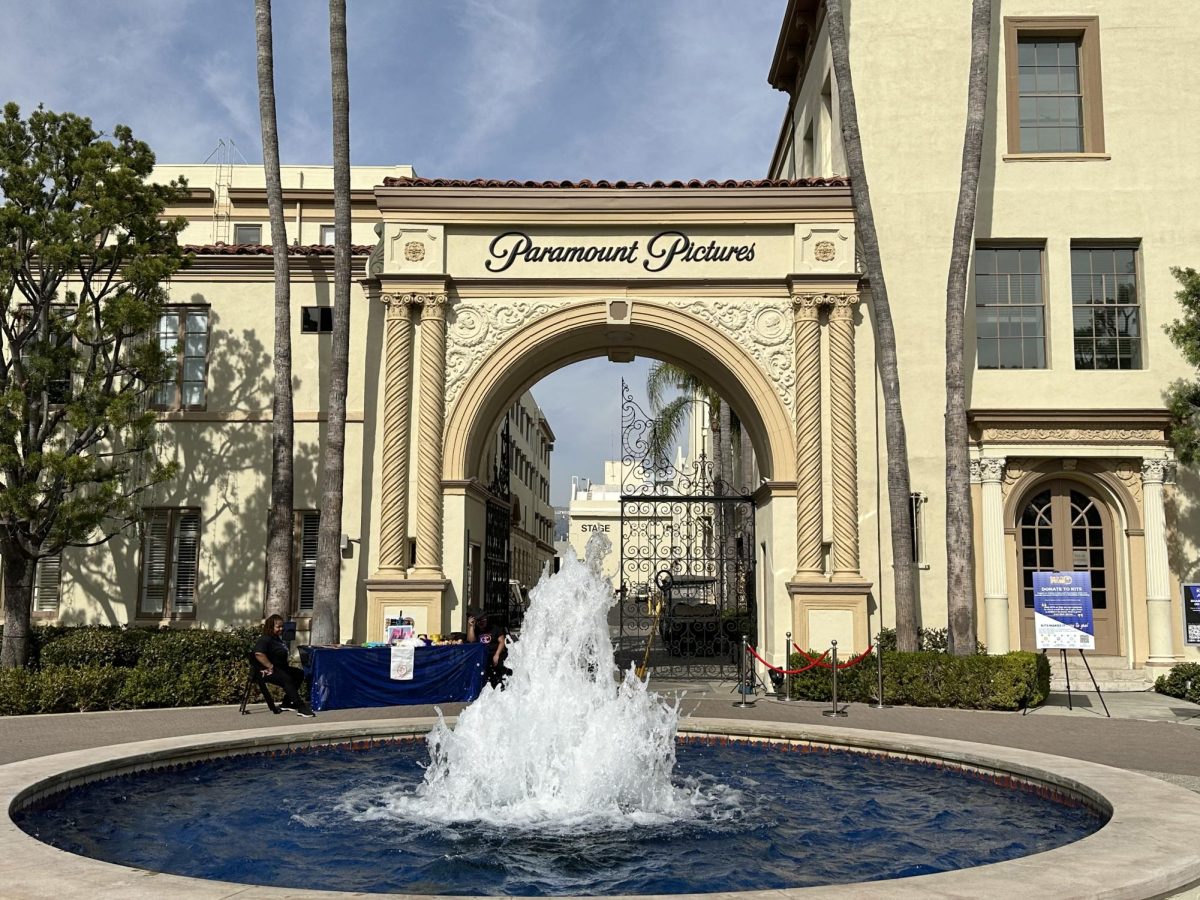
[1,682,1197,790]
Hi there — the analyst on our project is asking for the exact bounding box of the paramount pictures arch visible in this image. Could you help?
[360,180,873,669]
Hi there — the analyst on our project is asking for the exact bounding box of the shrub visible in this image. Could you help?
[135,627,256,671]
[0,668,39,716]
[784,649,1048,710]
[36,665,128,713]
[39,626,154,669]
[1155,661,1200,704]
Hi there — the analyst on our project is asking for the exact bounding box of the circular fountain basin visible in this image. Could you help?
[3,717,1200,899]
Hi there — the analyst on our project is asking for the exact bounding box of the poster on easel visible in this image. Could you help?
[1183,585,1200,645]
[1033,571,1095,650]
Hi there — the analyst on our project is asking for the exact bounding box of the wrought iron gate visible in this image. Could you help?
[617,380,755,678]
[483,416,514,625]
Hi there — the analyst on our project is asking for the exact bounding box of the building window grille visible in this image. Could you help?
[154,307,209,410]
[974,246,1046,369]
[1071,245,1142,370]
[295,510,320,614]
[909,492,929,569]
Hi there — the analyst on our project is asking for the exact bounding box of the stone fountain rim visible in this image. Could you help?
[2,715,1199,900]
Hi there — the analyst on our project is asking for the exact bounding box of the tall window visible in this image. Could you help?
[1004,17,1104,156]
[319,224,335,245]
[294,510,320,614]
[1071,245,1141,370]
[154,307,209,410]
[140,508,201,618]
[33,553,63,614]
[974,246,1046,369]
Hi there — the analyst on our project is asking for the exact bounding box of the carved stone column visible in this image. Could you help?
[1142,459,1177,664]
[412,293,451,577]
[792,294,825,579]
[827,293,861,578]
[377,294,417,573]
[974,457,1010,654]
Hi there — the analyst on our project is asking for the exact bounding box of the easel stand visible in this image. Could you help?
[1060,649,1110,718]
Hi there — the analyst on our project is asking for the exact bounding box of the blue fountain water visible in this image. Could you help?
[13,537,1106,894]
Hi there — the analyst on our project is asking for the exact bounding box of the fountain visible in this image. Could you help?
[5,534,1200,897]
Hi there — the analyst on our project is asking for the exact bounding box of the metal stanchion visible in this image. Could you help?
[822,639,848,718]
[775,630,796,702]
[733,634,756,708]
[870,638,889,709]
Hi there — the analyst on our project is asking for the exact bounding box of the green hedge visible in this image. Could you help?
[0,625,264,715]
[784,649,1049,710]
[1154,661,1200,704]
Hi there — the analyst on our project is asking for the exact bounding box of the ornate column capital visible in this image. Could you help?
[1141,458,1176,485]
[380,292,419,319]
[827,293,861,320]
[413,292,452,321]
[973,456,1005,484]
[790,292,829,321]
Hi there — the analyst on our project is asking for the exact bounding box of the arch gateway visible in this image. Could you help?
[359,178,869,669]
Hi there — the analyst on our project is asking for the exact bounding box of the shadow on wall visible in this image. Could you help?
[1165,465,1200,587]
[64,300,320,628]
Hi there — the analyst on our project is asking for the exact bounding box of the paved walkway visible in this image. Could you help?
[2,682,1198,790]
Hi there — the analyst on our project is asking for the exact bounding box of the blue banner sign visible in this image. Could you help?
[1033,571,1095,650]
[1184,585,1200,646]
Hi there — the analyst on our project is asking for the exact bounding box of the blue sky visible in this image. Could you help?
[3,0,789,505]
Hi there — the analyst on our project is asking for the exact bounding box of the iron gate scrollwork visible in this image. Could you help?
[617,380,755,678]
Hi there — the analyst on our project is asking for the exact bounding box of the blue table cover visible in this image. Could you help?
[307,643,488,712]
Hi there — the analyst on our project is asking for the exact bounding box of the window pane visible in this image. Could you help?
[183,383,205,407]
[1058,40,1078,65]
[1059,67,1079,92]
[184,333,207,356]
[1019,97,1037,126]
[975,249,995,275]
[997,248,1020,272]
[978,339,999,369]
[1035,41,1059,65]
[301,307,322,333]
[1018,41,1036,66]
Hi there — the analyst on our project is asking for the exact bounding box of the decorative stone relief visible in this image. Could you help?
[664,298,795,417]
[984,427,1164,443]
[404,241,426,262]
[814,240,837,262]
[444,300,573,412]
[795,225,854,274]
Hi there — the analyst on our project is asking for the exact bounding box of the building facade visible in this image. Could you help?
[31,164,554,641]
[767,0,1199,675]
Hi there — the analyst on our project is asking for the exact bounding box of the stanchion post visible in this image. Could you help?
[776,630,795,703]
[871,636,889,710]
[822,639,848,718]
[733,634,756,708]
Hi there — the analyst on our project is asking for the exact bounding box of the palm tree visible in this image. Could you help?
[311,0,351,645]
[825,0,919,651]
[254,0,295,621]
[645,362,724,488]
[944,0,994,655]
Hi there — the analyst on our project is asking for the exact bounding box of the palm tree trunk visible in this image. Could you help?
[945,0,993,655]
[825,0,919,652]
[255,0,295,622]
[312,0,351,645]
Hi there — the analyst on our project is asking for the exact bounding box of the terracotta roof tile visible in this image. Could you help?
[380,176,849,189]
[183,242,373,256]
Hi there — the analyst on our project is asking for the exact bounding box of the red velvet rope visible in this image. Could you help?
[792,643,875,669]
[745,643,830,675]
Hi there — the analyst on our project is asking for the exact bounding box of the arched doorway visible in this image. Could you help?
[1016,480,1119,654]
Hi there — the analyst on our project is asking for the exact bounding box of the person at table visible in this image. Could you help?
[254,614,316,718]
[469,612,511,690]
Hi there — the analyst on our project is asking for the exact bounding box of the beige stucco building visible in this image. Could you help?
[767,0,1199,678]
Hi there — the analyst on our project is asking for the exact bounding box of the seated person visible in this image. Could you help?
[254,614,315,717]
[468,612,512,690]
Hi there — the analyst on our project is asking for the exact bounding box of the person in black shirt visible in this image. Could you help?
[468,612,511,690]
[253,614,315,717]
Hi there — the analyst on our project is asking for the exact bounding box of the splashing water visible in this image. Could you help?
[354,534,719,831]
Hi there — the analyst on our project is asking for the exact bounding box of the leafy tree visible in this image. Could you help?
[0,104,186,668]
[825,0,919,650]
[312,0,351,645]
[255,0,296,620]
[1165,266,1200,465]
[944,0,993,656]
